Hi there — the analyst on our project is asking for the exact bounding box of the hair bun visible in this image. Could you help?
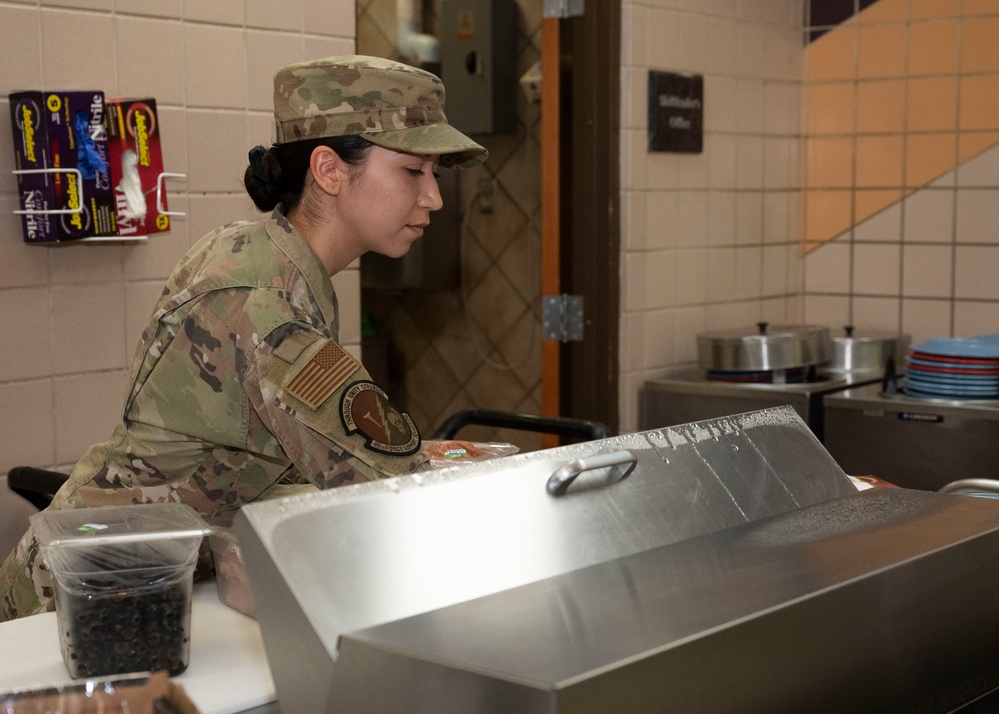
[245,145,282,211]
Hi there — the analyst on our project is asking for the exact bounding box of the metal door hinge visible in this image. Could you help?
[543,294,584,343]
[543,0,584,19]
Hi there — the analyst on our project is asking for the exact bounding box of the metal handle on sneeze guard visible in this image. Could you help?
[939,479,999,495]
[546,450,638,496]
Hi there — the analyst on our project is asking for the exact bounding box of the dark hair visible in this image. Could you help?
[243,135,374,213]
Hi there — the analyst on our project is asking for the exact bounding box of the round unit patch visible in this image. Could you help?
[340,380,420,455]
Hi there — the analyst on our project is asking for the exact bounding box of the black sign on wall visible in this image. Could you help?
[648,71,703,153]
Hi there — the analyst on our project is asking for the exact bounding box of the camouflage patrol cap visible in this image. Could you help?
[272,54,487,169]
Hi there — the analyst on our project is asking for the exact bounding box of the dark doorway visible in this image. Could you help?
[556,4,622,435]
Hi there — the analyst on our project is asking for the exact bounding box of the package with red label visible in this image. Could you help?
[8,90,118,242]
[105,97,171,237]
[0,670,203,714]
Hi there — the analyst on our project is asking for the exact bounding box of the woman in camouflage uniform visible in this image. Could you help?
[0,55,487,620]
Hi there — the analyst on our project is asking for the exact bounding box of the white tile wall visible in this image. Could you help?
[645,190,678,248]
[804,241,849,293]
[902,244,952,298]
[246,30,305,111]
[305,0,346,36]
[306,36,356,65]
[621,190,647,251]
[0,197,49,288]
[0,7,43,96]
[958,149,999,186]
[46,0,111,13]
[955,301,999,337]
[706,246,737,302]
[619,1,805,432]
[0,288,53,380]
[852,296,902,332]
[803,25,999,344]
[804,294,850,329]
[120,217,193,283]
[50,244,124,284]
[853,243,901,296]
[41,11,117,89]
[904,189,955,243]
[761,243,789,295]
[184,25,247,108]
[247,0,304,32]
[762,192,789,243]
[672,248,707,307]
[674,193,708,247]
[705,76,738,133]
[115,17,186,103]
[0,381,56,469]
[124,280,166,353]
[51,283,127,374]
[956,189,999,243]
[643,309,678,368]
[707,134,738,186]
[183,0,243,26]
[735,246,763,299]
[0,0,358,472]
[901,298,951,343]
[185,110,250,192]
[53,370,125,463]
[706,191,737,245]
[619,311,645,372]
[955,246,999,300]
[116,0,182,18]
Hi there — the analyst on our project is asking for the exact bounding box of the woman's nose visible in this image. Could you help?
[419,175,444,211]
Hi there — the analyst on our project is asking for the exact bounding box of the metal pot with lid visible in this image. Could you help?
[697,322,832,373]
[823,325,909,377]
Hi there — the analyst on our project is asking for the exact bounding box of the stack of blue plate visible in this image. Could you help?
[905,333,999,400]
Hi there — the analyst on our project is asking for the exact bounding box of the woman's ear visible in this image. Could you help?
[310,145,346,196]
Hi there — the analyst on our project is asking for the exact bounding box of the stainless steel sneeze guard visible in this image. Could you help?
[234,406,999,713]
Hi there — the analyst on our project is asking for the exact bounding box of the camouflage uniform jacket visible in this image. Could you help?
[1,207,423,620]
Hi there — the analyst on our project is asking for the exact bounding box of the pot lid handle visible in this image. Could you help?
[757,321,769,335]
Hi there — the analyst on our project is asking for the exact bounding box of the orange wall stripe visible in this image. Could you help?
[804,0,999,253]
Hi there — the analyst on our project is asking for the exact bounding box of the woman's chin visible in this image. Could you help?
[380,243,416,260]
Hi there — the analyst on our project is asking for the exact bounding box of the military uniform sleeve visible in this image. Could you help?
[246,325,426,488]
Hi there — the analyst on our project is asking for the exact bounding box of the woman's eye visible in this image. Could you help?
[405,167,441,179]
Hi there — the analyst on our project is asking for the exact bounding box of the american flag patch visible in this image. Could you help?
[284,339,359,408]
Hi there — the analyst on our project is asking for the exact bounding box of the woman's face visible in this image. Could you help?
[339,145,443,259]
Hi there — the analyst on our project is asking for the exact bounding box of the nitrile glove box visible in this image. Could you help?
[105,97,171,237]
[8,90,118,242]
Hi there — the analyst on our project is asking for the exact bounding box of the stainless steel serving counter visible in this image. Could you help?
[235,406,999,713]
[824,381,999,490]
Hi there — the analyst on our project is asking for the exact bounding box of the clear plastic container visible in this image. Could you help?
[31,503,211,679]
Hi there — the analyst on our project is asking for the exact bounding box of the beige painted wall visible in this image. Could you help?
[0,0,358,474]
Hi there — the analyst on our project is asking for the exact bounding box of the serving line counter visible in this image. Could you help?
[6,406,999,713]
[235,406,999,714]
[0,579,277,714]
